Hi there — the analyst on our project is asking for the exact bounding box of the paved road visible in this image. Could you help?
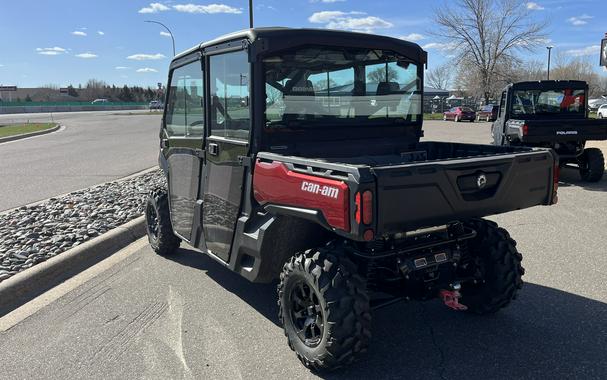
[0,111,161,211]
[1,120,606,379]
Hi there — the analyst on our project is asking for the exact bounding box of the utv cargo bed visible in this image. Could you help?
[256,141,557,238]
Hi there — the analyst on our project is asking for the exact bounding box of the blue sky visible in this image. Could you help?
[0,0,605,88]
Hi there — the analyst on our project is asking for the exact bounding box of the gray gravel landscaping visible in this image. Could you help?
[0,169,165,283]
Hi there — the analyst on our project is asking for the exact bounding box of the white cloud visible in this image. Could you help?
[127,53,166,60]
[0,64,4,67]
[160,31,172,37]
[565,45,600,57]
[97,31,105,35]
[422,42,457,51]
[72,31,87,36]
[36,47,68,56]
[399,33,424,42]
[115,66,130,70]
[567,14,592,26]
[136,67,159,73]
[310,0,346,3]
[173,3,242,14]
[309,11,351,23]
[308,11,392,33]
[139,2,170,14]
[75,52,98,59]
[526,2,544,10]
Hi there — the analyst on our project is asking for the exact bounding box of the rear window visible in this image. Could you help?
[461,107,473,112]
[512,88,585,116]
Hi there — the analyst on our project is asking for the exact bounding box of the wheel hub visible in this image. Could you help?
[289,281,324,347]
[146,203,159,239]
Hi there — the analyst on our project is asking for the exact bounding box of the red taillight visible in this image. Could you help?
[355,192,361,224]
[355,190,373,225]
[522,124,529,136]
[363,229,374,241]
[362,191,373,225]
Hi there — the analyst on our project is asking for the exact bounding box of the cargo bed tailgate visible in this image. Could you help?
[508,118,607,143]
[372,150,556,234]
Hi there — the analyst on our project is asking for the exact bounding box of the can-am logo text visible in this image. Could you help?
[556,131,578,135]
[301,181,339,199]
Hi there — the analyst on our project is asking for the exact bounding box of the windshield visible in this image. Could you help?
[263,46,421,129]
[511,88,585,117]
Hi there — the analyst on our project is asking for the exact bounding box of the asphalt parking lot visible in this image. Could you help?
[0,111,161,211]
[0,120,605,379]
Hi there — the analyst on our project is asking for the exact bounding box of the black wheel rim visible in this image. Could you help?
[289,281,324,347]
[146,203,159,239]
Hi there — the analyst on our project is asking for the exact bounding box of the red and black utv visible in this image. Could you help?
[145,28,558,371]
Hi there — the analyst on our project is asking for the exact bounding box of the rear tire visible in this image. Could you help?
[145,188,181,256]
[459,219,524,314]
[278,243,371,371]
[578,148,605,182]
[443,114,447,121]
[454,115,460,122]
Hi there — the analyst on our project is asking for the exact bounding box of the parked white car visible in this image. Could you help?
[598,104,607,119]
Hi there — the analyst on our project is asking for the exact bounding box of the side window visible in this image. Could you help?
[209,50,250,141]
[165,59,204,137]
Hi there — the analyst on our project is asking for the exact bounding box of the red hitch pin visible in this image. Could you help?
[440,284,468,311]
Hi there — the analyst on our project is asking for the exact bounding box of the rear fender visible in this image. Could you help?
[252,159,351,232]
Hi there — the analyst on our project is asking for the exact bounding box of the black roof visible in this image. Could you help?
[173,27,426,64]
[509,80,587,90]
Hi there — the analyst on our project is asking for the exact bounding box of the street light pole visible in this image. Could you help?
[145,20,176,57]
[546,46,553,80]
[249,0,254,28]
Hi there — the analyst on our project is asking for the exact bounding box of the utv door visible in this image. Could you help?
[161,55,206,243]
[492,90,508,145]
[202,48,250,262]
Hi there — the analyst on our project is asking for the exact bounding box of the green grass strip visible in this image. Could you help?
[0,123,56,138]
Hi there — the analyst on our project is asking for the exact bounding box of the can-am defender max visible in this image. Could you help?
[146,28,558,371]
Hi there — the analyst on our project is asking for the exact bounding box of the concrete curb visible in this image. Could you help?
[0,216,146,317]
[0,124,61,144]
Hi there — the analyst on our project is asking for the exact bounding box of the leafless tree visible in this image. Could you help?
[426,63,453,90]
[550,54,606,97]
[367,66,399,83]
[432,0,547,102]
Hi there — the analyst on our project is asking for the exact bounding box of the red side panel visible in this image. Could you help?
[253,160,350,231]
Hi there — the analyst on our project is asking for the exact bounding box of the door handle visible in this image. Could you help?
[208,143,219,156]
[160,138,169,148]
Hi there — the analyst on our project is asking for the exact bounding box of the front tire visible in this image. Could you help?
[454,115,460,122]
[578,148,605,182]
[459,219,524,314]
[278,244,371,371]
[145,188,181,256]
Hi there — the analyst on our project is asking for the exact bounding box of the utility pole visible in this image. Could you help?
[145,20,176,57]
[249,0,254,28]
[546,46,553,80]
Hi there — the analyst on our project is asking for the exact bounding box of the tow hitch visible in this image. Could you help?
[439,284,467,311]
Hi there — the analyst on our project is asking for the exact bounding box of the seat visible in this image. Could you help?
[376,81,401,112]
[283,79,316,122]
